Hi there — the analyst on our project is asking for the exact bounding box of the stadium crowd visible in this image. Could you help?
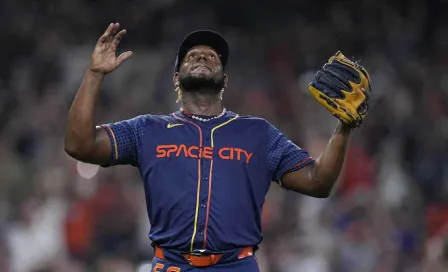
[1,0,448,271]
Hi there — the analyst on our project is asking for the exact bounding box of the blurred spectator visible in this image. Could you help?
[1,1,448,271]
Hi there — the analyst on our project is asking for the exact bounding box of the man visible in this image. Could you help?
[65,23,371,271]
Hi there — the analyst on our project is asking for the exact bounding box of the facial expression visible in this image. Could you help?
[183,45,221,76]
[175,45,227,92]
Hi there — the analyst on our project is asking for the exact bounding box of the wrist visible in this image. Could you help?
[336,121,353,135]
[87,69,106,79]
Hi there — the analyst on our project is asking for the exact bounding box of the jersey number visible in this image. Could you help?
[153,263,181,272]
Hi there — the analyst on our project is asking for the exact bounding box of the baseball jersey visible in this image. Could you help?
[100,110,314,252]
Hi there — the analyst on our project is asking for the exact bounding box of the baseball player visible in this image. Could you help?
[65,23,371,271]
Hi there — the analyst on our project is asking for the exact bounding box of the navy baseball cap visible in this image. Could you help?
[174,30,229,73]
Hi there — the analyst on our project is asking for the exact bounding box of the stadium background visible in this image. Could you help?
[1,0,448,271]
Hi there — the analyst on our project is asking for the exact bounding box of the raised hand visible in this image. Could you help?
[90,23,132,75]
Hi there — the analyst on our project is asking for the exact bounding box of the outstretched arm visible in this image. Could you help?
[280,122,351,198]
[281,51,371,197]
[64,23,132,165]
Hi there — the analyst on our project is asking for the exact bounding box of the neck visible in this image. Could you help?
[181,90,223,116]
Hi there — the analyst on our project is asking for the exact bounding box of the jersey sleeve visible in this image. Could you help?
[267,123,314,184]
[99,115,148,167]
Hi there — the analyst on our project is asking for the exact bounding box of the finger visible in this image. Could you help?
[361,87,367,96]
[117,51,133,66]
[360,87,369,101]
[112,29,127,47]
[108,22,120,42]
[98,23,114,45]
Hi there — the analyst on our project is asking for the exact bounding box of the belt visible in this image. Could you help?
[154,246,254,267]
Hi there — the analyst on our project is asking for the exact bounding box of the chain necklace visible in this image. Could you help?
[180,107,227,122]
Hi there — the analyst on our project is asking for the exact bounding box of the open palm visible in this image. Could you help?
[90,23,132,74]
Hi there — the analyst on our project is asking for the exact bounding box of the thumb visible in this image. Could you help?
[117,51,133,66]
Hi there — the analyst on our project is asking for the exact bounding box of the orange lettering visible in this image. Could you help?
[203,147,213,160]
[157,144,252,163]
[188,146,199,159]
[153,263,164,272]
[156,144,177,158]
[167,267,181,272]
[156,146,167,158]
[218,147,231,160]
[176,144,188,157]
[235,148,243,161]
[243,150,253,164]
[166,145,178,157]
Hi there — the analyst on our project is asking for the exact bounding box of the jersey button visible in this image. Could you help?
[203,176,208,181]
[200,203,206,208]
[198,232,203,236]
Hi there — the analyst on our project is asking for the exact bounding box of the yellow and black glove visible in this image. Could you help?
[308,51,372,128]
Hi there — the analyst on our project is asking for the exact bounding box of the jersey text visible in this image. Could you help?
[156,144,253,164]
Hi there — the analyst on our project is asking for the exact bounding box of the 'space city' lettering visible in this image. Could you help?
[156,144,253,164]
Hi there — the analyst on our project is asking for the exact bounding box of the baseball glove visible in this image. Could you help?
[308,51,371,128]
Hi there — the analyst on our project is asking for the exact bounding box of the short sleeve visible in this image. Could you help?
[99,115,148,167]
[267,123,314,184]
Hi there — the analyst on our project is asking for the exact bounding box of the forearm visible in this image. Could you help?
[312,121,352,193]
[65,70,104,155]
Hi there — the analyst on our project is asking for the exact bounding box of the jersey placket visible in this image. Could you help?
[189,115,240,250]
[193,129,212,249]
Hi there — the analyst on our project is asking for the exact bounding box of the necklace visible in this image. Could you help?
[181,107,227,122]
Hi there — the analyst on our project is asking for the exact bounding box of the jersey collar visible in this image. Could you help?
[174,110,236,126]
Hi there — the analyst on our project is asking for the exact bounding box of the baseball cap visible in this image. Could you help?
[174,30,229,72]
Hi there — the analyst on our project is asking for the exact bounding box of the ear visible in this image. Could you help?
[173,73,180,87]
[224,74,228,89]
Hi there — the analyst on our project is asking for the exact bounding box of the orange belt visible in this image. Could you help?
[154,246,254,267]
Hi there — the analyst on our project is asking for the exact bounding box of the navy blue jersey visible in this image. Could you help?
[100,110,313,252]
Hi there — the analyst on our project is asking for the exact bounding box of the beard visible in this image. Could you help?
[178,71,225,94]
